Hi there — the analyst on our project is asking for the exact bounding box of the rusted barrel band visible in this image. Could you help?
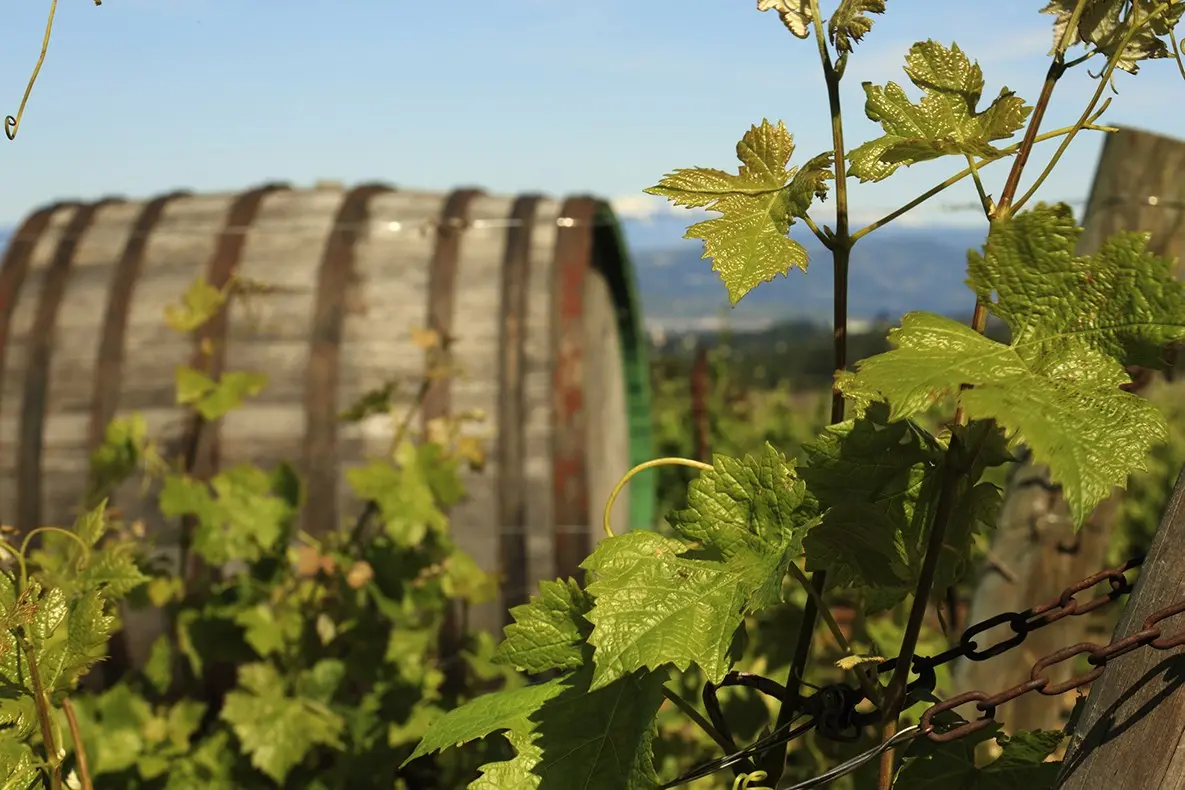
[420,188,484,428]
[89,191,192,452]
[182,183,290,480]
[551,196,597,585]
[497,194,541,622]
[302,183,394,537]
[0,202,74,421]
[18,197,123,535]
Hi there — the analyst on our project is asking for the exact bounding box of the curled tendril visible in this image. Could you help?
[16,526,92,588]
[602,456,712,538]
[732,771,773,790]
[6,0,62,140]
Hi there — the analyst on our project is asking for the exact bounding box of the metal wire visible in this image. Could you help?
[776,725,922,790]
[659,715,816,788]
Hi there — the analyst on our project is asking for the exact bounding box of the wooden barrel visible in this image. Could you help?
[0,182,656,637]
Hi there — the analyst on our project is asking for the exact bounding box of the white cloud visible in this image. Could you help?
[608,193,666,220]
[609,193,712,224]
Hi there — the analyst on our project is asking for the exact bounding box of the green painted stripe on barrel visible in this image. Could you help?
[592,199,656,532]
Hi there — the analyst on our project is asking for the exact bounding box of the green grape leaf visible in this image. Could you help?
[0,738,40,789]
[163,276,226,334]
[144,635,173,695]
[896,726,1064,789]
[828,0,886,53]
[1041,0,1185,74]
[297,659,347,705]
[346,444,450,546]
[220,662,344,784]
[848,40,1030,183]
[28,504,149,602]
[338,379,398,422]
[644,119,833,304]
[582,444,811,688]
[30,585,68,642]
[161,729,238,790]
[195,371,269,421]
[233,603,294,658]
[838,204,1185,525]
[163,466,291,565]
[87,414,150,499]
[757,0,812,37]
[800,407,1001,610]
[176,367,267,419]
[0,697,39,742]
[462,667,664,790]
[175,366,216,405]
[56,589,119,690]
[496,578,593,674]
[403,676,569,765]
[469,729,542,789]
[416,442,467,507]
[69,684,154,775]
[528,667,665,789]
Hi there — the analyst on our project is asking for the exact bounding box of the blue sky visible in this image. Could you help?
[0,0,1181,228]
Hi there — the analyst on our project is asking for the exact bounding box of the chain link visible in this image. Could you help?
[874,556,1144,693]
[918,557,1185,743]
[663,555,1185,788]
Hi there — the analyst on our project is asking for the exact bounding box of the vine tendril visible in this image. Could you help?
[6,0,60,140]
[732,770,773,790]
[602,456,712,538]
[18,526,92,587]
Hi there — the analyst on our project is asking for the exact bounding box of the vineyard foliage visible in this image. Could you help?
[1,2,1184,790]
[407,2,1185,789]
[1,277,521,789]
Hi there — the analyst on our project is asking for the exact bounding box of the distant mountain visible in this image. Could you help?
[618,215,990,334]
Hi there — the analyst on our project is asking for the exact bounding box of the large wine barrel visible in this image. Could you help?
[0,182,656,636]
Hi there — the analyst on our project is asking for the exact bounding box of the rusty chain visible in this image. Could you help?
[919,555,1185,742]
[667,553,1185,788]
[878,555,1147,704]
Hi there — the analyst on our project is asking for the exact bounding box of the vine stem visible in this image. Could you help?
[875,448,964,788]
[873,5,1168,784]
[964,154,992,216]
[62,699,93,790]
[1012,2,1175,213]
[661,686,740,756]
[786,561,882,706]
[850,119,1114,243]
[764,0,848,781]
[22,633,62,790]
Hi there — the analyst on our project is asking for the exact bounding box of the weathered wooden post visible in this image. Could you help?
[952,126,1185,734]
[1056,465,1185,788]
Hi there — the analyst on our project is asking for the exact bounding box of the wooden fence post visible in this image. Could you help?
[952,126,1185,735]
[1056,464,1185,788]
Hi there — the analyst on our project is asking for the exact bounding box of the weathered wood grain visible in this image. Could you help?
[0,183,651,641]
[1056,464,1185,788]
